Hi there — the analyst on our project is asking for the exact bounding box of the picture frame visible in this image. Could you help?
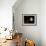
[22,14,37,26]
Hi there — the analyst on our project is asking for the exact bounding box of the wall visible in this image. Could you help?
[41,0,46,46]
[0,0,16,30]
[0,0,46,46]
[13,0,41,46]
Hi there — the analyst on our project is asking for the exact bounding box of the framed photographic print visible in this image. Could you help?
[22,14,37,26]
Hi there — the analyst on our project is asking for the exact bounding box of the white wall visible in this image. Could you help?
[0,0,46,46]
[0,0,16,30]
[41,0,46,46]
[13,0,41,46]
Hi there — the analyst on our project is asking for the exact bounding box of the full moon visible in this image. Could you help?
[30,17,33,21]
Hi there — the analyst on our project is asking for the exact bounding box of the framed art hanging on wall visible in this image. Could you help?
[22,14,37,26]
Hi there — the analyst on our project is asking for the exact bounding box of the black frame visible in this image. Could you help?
[22,14,37,26]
